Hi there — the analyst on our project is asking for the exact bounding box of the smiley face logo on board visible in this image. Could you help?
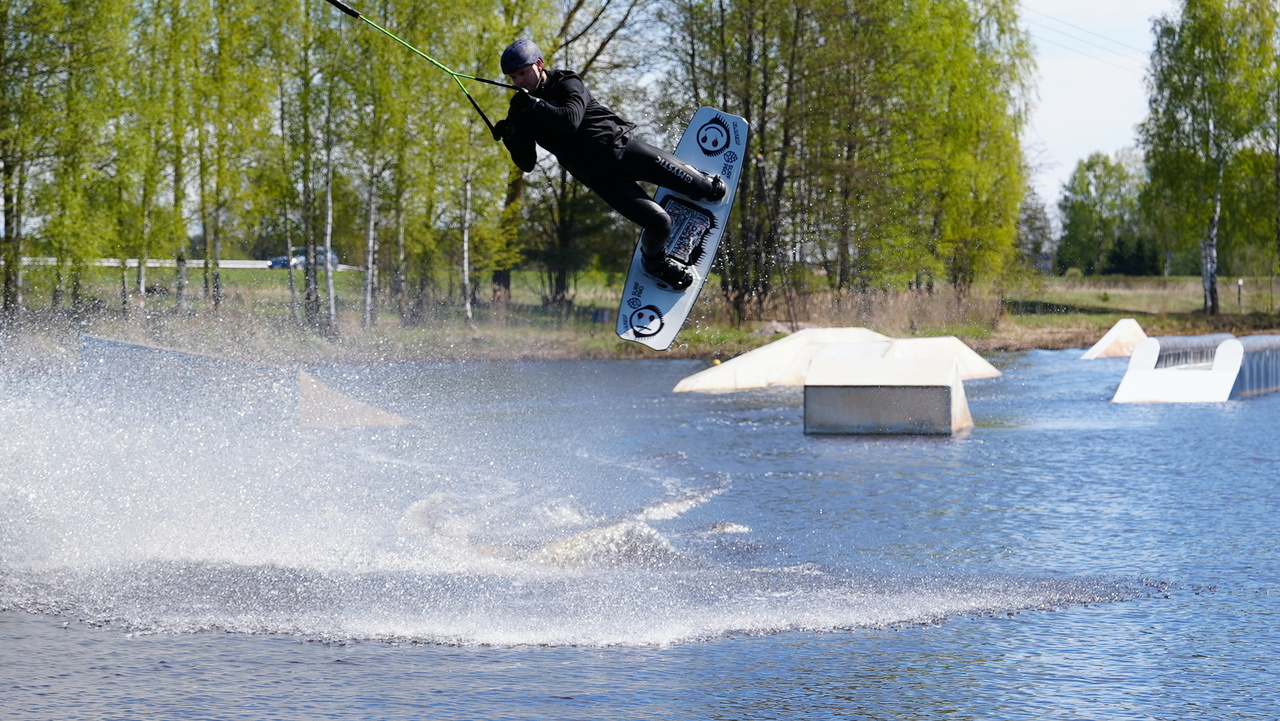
[628,305,665,338]
[696,116,730,157]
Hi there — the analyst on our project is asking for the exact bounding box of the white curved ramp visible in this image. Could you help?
[1112,336,1244,403]
[1081,318,1147,359]
[673,328,999,392]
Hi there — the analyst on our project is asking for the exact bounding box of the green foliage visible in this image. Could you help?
[1017,188,1053,266]
[4,0,1039,327]
[657,0,1033,320]
[1057,152,1158,277]
[2,0,66,320]
[1141,0,1276,313]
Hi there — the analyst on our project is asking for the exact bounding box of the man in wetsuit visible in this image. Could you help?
[491,39,726,291]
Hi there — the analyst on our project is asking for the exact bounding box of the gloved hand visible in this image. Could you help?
[510,88,538,112]
[492,119,514,141]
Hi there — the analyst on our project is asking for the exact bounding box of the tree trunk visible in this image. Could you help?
[493,174,522,310]
[1,161,25,327]
[462,177,474,327]
[198,121,211,305]
[135,259,147,315]
[550,169,573,309]
[278,97,297,322]
[362,171,377,328]
[492,269,511,307]
[0,165,12,323]
[1204,155,1224,315]
[323,154,337,339]
[176,255,187,314]
[171,29,188,317]
[1274,125,1280,273]
[394,195,406,319]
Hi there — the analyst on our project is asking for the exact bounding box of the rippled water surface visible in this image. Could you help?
[2,350,1277,719]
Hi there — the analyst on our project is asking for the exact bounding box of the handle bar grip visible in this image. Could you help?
[324,0,361,18]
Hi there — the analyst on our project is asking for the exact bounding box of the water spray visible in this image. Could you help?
[324,0,515,137]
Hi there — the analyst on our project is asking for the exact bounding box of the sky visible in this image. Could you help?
[1019,0,1179,221]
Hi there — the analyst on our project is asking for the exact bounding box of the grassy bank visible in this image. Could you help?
[4,266,1280,367]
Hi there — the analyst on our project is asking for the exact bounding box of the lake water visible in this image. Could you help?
[1,350,1277,719]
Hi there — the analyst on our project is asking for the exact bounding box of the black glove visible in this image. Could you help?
[510,88,538,113]
[492,119,514,142]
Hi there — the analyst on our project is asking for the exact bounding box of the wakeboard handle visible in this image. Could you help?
[325,0,362,18]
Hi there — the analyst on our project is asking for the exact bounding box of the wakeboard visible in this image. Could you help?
[615,107,749,351]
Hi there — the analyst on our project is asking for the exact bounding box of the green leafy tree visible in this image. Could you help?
[659,0,807,320]
[1016,187,1053,273]
[916,0,1031,292]
[35,0,130,311]
[279,0,350,330]
[1217,145,1280,275]
[1057,152,1147,275]
[1,0,61,325]
[657,0,1031,321]
[164,0,208,312]
[514,0,643,309]
[1142,0,1271,313]
[194,0,275,311]
[1254,1,1280,273]
[792,0,886,296]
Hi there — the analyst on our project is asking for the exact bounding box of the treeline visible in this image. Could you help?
[662,0,1033,320]
[1057,0,1280,315]
[2,0,1035,332]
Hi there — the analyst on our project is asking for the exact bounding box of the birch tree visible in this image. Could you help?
[1142,0,1269,314]
[194,0,274,311]
[35,0,130,311]
[1,0,61,326]
[658,0,1031,316]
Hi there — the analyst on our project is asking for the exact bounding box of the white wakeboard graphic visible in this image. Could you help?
[616,107,749,351]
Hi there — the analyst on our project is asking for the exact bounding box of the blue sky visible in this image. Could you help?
[1019,0,1178,220]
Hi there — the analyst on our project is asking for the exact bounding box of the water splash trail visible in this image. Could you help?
[1,359,1145,647]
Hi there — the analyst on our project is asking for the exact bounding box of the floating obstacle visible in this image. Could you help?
[673,328,999,393]
[1111,332,1280,403]
[1081,318,1147,359]
[804,355,973,435]
[673,327,893,392]
[80,335,412,427]
[674,327,997,435]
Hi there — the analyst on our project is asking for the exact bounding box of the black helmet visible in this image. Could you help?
[501,39,542,75]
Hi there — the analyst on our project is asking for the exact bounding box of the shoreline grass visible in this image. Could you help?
[4,269,1279,368]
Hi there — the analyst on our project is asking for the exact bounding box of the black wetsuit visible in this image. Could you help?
[500,69,718,259]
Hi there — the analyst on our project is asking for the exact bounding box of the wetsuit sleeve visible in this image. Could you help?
[501,113,538,173]
[527,74,587,134]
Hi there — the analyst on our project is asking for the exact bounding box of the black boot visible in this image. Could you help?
[642,252,693,291]
[703,173,727,202]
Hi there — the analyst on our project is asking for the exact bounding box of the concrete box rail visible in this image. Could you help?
[804,357,973,435]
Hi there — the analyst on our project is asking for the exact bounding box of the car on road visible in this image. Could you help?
[267,248,339,269]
